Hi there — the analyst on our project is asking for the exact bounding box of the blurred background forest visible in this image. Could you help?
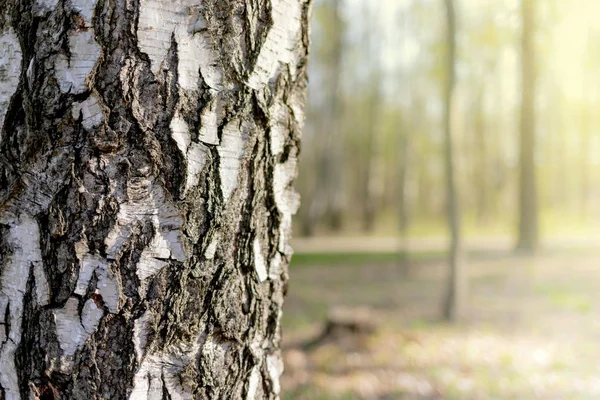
[299,0,600,240]
[282,0,600,399]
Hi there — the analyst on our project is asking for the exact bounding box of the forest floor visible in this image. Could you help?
[281,246,600,399]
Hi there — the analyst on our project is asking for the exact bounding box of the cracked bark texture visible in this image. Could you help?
[0,0,310,398]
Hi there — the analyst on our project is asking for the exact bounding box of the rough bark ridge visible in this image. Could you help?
[0,0,310,398]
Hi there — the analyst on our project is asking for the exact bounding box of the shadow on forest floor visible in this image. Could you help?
[281,249,600,399]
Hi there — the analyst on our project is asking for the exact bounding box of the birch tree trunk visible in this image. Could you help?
[361,19,382,233]
[516,0,538,253]
[580,38,593,221]
[472,85,488,225]
[323,0,344,231]
[441,0,465,321]
[0,0,309,398]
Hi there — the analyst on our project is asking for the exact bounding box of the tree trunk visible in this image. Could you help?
[301,0,344,235]
[323,0,345,231]
[580,103,591,220]
[361,73,383,233]
[548,82,566,210]
[362,90,381,233]
[580,39,593,221]
[397,128,410,236]
[0,0,310,399]
[360,4,383,233]
[396,12,411,241]
[516,0,539,253]
[441,0,464,321]
[397,125,410,277]
[473,85,488,225]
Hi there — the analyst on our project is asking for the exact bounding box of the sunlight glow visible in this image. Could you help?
[551,1,600,100]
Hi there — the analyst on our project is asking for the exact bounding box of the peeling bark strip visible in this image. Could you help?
[0,0,310,398]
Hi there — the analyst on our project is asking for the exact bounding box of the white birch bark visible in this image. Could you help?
[0,0,310,398]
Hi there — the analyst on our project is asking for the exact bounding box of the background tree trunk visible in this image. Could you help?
[0,0,310,398]
[442,0,465,321]
[579,38,593,222]
[359,3,383,233]
[323,0,345,231]
[516,0,539,253]
[362,83,382,233]
[473,85,488,225]
[580,101,591,220]
[397,124,410,277]
[302,0,344,235]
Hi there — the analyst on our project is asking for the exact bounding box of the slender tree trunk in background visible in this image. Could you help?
[362,85,382,233]
[0,0,309,398]
[580,47,593,221]
[442,0,464,321]
[303,0,344,236]
[473,86,488,225]
[298,141,319,236]
[301,189,319,237]
[397,88,415,278]
[580,104,591,220]
[360,4,383,233]
[490,63,508,216]
[397,125,410,276]
[516,0,539,253]
[303,144,326,236]
[361,125,375,232]
[398,129,410,237]
[397,12,411,241]
[548,82,567,210]
[324,0,345,231]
